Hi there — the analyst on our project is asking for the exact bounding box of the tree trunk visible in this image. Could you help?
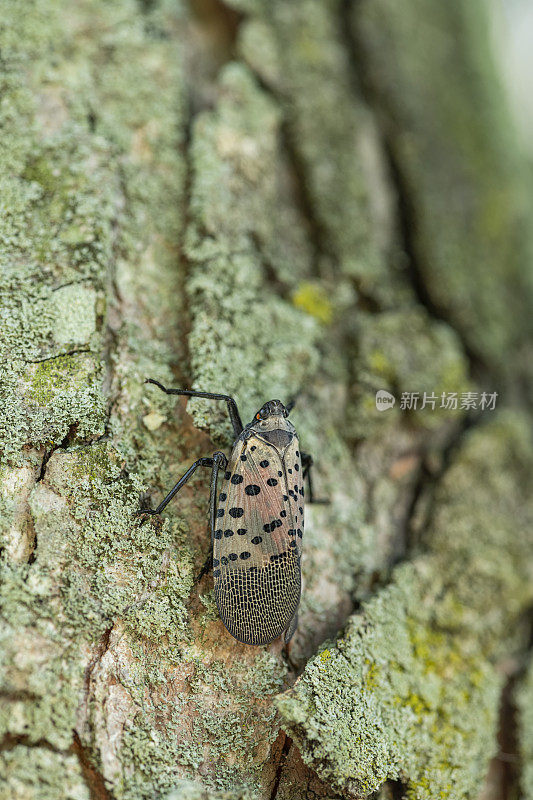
[1,1,532,799]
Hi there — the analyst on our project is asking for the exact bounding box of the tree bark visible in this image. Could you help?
[1,2,532,800]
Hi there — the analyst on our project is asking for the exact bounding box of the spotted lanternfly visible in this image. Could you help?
[139,380,326,646]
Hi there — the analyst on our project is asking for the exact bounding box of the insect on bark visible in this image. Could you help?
[139,380,327,646]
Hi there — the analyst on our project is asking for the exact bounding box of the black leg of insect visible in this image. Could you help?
[140,380,328,646]
[138,453,226,518]
[144,379,244,437]
[301,453,330,505]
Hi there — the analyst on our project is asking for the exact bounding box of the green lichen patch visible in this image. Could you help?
[277,559,501,799]
[37,445,193,648]
[50,284,97,346]
[164,778,256,799]
[0,746,90,800]
[1,358,107,464]
[185,63,321,442]
[1,0,195,794]
[0,561,90,750]
[277,412,533,798]
[116,647,286,799]
[0,0,116,462]
[424,412,533,649]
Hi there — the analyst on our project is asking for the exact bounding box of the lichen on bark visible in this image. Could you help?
[1,0,532,799]
[276,413,533,799]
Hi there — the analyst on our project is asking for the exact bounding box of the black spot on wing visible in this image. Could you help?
[263,519,282,533]
[229,507,244,518]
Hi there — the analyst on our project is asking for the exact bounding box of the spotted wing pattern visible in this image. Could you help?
[212,432,304,645]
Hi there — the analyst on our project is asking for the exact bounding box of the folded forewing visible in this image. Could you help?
[212,433,302,644]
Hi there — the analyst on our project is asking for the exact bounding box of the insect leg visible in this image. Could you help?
[145,379,244,437]
[301,452,329,504]
[285,389,303,414]
[139,456,215,518]
[197,450,228,582]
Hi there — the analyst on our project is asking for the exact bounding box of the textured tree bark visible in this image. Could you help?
[1,2,532,800]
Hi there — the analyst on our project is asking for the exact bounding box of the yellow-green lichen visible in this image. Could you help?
[291,282,334,325]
